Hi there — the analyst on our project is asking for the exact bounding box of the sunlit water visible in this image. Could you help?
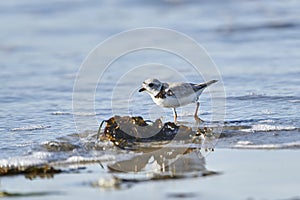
[0,0,299,168]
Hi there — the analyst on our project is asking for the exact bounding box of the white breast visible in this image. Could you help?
[151,91,200,108]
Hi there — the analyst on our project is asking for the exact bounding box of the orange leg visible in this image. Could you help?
[194,102,199,118]
[194,102,203,122]
[172,108,177,123]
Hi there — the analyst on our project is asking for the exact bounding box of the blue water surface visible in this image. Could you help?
[0,0,299,163]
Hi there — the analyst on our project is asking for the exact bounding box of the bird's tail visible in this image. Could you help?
[203,80,218,87]
[193,80,218,92]
[197,80,218,87]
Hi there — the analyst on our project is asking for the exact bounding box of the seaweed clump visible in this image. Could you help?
[98,116,194,148]
[0,165,61,179]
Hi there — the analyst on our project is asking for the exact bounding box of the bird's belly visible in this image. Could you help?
[152,95,197,108]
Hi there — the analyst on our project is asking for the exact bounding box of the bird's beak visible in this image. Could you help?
[139,87,146,92]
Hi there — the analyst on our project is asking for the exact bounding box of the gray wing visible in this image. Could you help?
[165,83,199,97]
[166,80,217,97]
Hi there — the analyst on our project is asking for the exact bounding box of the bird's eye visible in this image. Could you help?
[148,83,154,87]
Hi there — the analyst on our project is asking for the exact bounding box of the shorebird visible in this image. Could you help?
[139,78,217,123]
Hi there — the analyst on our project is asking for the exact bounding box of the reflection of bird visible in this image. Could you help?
[139,78,217,123]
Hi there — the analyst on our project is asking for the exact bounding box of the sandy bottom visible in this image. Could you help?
[1,149,299,200]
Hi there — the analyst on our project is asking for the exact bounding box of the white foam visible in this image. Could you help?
[288,99,300,103]
[258,119,275,123]
[31,151,53,159]
[241,124,297,132]
[236,141,253,145]
[0,156,47,169]
[233,141,300,149]
[72,112,96,116]
[63,154,115,164]
[51,111,95,116]
[261,110,273,115]
[11,125,51,131]
[0,151,53,168]
[51,111,71,115]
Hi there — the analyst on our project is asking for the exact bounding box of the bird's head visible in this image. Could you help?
[139,78,163,96]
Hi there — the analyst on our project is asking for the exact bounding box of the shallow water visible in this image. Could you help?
[0,0,300,169]
[1,150,300,200]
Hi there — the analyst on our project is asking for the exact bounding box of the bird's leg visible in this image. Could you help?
[194,102,204,123]
[172,108,177,124]
[194,102,200,117]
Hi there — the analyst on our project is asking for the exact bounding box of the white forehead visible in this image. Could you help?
[144,78,161,84]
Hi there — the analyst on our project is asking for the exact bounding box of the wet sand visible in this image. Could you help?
[1,149,299,200]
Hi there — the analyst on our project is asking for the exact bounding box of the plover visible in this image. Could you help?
[139,78,217,123]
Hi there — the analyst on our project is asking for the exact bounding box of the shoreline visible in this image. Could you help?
[1,148,299,199]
